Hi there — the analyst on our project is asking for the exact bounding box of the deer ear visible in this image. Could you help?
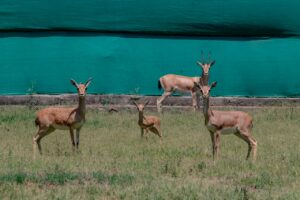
[196,61,203,67]
[70,79,78,87]
[193,82,200,88]
[85,78,92,88]
[211,81,217,88]
[210,60,215,66]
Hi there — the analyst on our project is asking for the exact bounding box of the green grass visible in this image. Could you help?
[0,106,300,199]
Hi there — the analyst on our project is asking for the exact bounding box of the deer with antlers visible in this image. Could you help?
[33,78,92,158]
[157,54,215,112]
[133,100,162,143]
[195,81,257,161]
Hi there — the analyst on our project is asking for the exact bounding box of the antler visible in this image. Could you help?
[85,77,92,87]
[197,51,205,66]
[201,50,205,63]
[208,51,212,63]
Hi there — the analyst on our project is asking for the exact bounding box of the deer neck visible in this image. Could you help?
[202,96,213,125]
[138,111,144,124]
[201,73,209,86]
[78,96,86,118]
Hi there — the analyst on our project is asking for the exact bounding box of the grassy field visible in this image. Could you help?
[0,105,299,199]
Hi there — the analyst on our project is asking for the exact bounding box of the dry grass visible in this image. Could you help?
[0,106,299,199]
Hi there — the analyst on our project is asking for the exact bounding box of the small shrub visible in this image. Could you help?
[241,171,273,189]
[92,172,134,186]
[234,187,249,200]
[0,172,27,184]
[44,171,78,185]
[196,161,206,171]
[162,162,179,177]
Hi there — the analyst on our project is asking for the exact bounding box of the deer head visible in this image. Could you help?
[194,81,217,98]
[197,52,215,75]
[133,100,150,112]
[70,78,92,97]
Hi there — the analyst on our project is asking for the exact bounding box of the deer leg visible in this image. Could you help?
[33,126,54,158]
[191,91,198,111]
[157,91,172,112]
[234,132,251,159]
[251,137,257,161]
[214,131,221,160]
[150,127,162,143]
[75,128,81,149]
[33,132,42,159]
[69,128,75,152]
[144,129,149,140]
[247,134,257,161]
[209,131,215,160]
[235,130,257,161]
[141,128,144,138]
[33,127,48,154]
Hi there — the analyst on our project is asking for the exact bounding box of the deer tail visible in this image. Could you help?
[249,119,254,130]
[158,79,162,90]
[35,117,40,127]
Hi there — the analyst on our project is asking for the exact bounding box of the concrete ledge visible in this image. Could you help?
[0,94,300,107]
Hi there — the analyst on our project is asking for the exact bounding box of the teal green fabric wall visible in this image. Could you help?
[0,1,299,36]
[0,1,300,96]
[1,33,300,96]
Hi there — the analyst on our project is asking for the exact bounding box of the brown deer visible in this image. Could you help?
[157,57,215,112]
[195,81,257,161]
[33,78,92,158]
[133,100,162,143]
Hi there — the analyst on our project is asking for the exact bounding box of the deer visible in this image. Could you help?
[133,100,162,143]
[194,81,257,161]
[33,78,92,158]
[157,54,215,112]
